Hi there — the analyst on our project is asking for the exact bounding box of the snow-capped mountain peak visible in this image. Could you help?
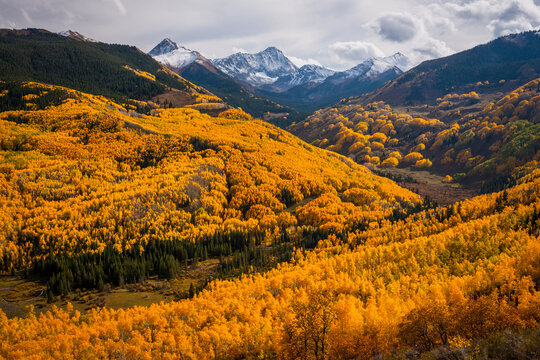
[337,56,403,80]
[212,47,298,86]
[153,46,199,69]
[298,64,335,75]
[148,38,179,57]
[268,64,336,91]
[381,52,410,71]
[149,38,216,70]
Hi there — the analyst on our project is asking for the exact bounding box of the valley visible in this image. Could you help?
[0,23,539,360]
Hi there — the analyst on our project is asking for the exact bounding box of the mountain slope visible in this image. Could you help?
[289,78,540,195]
[0,81,418,271]
[360,30,540,106]
[1,84,539,357]
[0,28,222,108]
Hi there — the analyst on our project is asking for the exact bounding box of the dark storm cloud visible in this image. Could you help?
[376,13,418,42]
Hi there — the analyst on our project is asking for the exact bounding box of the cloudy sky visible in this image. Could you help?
[1,0,539,70]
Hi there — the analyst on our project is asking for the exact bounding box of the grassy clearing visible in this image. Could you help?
[375,167,478,205]
[0,258,221,318]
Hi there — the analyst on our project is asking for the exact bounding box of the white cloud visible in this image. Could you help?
[442,0,540,37]
[421,6,457,37]
[409,37,454,66]
[288,56,322,67]
[489,19,534,37]
[328,41,384,66]
[487,1,540,36]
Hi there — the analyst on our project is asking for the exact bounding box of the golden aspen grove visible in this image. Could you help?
[0,78,538,359]
[0,22,539,360]
[289,78,540,186]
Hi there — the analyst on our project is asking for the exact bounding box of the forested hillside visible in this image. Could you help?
[1,124,539,357]
[0,81,418,298]
[0,28,225,110]
[290,78,540,191]
[360,30,540,106]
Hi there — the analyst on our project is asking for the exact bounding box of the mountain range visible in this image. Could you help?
[212,46,298,86]
[147,39,307,127]
[148,39,409,112]
[256,54,404,110]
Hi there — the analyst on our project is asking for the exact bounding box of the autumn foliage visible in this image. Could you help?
[0,81,538,359]
[0,81,418,271]
[289,79,540,188]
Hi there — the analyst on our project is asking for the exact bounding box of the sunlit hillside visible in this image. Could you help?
[290,79,540,193]
[0,81,419,298]
[0,147,539,359]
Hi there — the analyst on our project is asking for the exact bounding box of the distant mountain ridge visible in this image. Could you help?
[328,57,401,81]
[212,47,406,110]
[381,52,410,71]
[211,47,409,95]
[257,55,404,111]
[262,64,336,92]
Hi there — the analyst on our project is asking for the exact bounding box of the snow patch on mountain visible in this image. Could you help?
[382,52,410,71]
[212,47,298,86]
[248,72,278,85]
[269,64,336,91]
[291,65,336,85]
[153,47,198,69]
[58,30,97,43]
[336,55,404,81]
